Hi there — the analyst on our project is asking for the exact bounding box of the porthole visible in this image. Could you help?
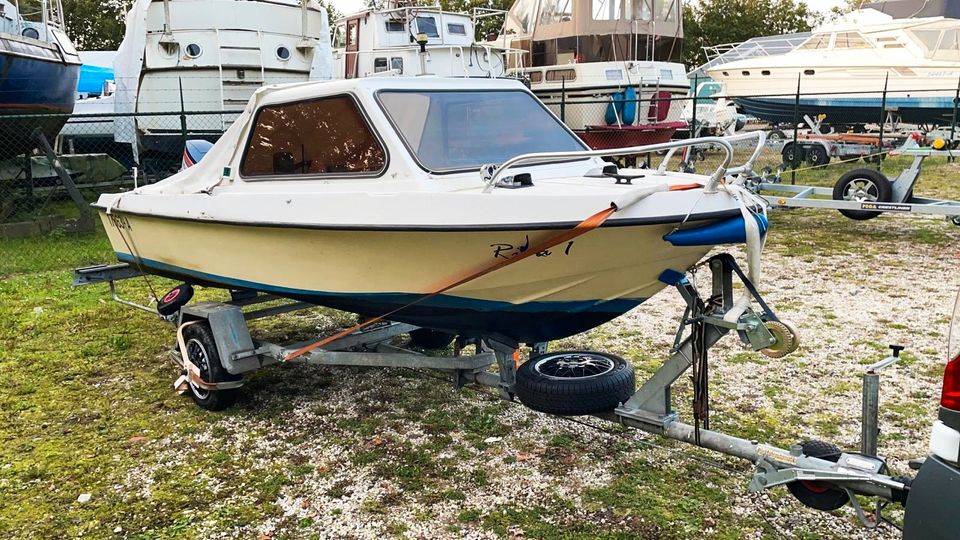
[276,46,291,61]
[22,27,39,40]
[185,43,202,58]
[804,69,815,75]
[761,70,770,76]
[742,70,750,76]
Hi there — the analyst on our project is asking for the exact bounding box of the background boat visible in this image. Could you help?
[0,0,81,159]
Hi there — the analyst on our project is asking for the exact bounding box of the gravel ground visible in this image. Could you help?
[104,212,959,539]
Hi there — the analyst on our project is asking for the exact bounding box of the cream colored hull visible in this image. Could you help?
[100,210,712,341]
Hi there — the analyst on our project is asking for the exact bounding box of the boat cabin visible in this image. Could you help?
[492,0,683,68]
[333,4,506,78]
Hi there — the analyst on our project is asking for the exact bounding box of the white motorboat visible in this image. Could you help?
[111,0,333,155]
[486,0,688,149]
[332,1,507,78]
[96,77,768,343]
[706,9,960,126]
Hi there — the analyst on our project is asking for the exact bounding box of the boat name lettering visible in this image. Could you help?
[491,237,574,260]
[109,214,132,230]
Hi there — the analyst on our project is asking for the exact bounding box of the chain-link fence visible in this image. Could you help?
[4,80,960,276]
[0,109,239,275]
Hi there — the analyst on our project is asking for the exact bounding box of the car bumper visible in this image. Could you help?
[903,454,960,540]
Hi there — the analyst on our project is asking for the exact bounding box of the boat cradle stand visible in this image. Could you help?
[74,255,910,525]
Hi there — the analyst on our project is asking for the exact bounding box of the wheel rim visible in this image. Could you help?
[534,353,615,379]
[842,178,879,202]
[186,338,211,399]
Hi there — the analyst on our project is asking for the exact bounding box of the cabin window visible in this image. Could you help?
[528,70,543,82]
[385,21,404,32]
[546,68,576,81]
[592,0,623,20]
[391,57,404,74]
[185,43,202,58]
[804,69,815,75]
[834,32,871,49]
[741,71,750,76]
[447,23,467,35]
[377,90,584,172]
[605,69,623,81]
[659,68,673,80]
[541,0,573,24]
[374,57,388,72]
[241,95,386,177]
[761,70,770,75]
[276,46,291,61]
[799,33,830,50]
[22,27,39,40]
[415,16,439,37]
[722,71,729,76]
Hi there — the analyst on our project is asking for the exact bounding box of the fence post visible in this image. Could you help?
[791,74,800,185]
[877,74,888,173]
[178,78,188,154]
[691,74,698,139]
[560,77,566,123]
[950,75,960,163]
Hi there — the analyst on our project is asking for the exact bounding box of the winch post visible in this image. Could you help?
[861,344,904,456]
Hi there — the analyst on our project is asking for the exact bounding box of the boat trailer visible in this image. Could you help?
[749,147,960,224]
[75,253,912,528]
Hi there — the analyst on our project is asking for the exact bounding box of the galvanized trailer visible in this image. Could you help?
[75,249,912,531]
[750,147,960,223]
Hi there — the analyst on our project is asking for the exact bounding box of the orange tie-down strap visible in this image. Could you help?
[282,182,702,362]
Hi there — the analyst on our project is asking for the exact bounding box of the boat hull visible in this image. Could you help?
[100,210,720,342]
[0,45,79,158]
[733,95,955,126]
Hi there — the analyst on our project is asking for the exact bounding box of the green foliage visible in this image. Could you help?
[682,0,821,68]
[62,0,128,50]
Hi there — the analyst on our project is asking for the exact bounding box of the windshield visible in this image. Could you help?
[377,90,586,172]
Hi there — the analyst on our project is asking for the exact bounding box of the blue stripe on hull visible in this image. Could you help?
[117,253,646,343]
[0,48,80,158]
[734,96,955,125]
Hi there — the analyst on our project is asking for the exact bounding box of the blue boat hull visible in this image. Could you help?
[733,96,955,126]
[116,252,643,343]
[0,46,79,158]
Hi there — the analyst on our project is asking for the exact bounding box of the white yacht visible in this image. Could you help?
[706,9,960,126]
[487,0,688,148]
[112,0,333,155]
[332,1,506,78]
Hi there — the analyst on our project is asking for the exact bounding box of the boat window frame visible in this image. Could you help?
[238,92,390,181]
[374,88,590,176]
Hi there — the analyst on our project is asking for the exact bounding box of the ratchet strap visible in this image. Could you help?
[283,182,702,363]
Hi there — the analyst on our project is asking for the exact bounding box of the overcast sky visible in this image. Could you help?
[326,0,850,19]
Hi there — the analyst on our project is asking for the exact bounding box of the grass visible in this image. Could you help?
[2,152,958,538]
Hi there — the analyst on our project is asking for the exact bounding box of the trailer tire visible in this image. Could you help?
[182,322,240,411]
[157,283,193,316]
[787,440,849,512]
[515,351,635,416]
[768,129,786,141]
[806,144,829,167]
[408,328,455,349]
[781,143,800,168]
[833,169,892,221]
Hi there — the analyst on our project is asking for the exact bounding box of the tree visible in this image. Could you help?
[62,0,129,50]
[682,0,821,69]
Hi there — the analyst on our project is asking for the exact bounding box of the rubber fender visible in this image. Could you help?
[663,214,769,247]
[621,86,637,125]
[605,91,625,125]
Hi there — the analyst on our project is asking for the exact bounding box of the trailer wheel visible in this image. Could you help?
[157,283,193,316]
[787,440,849,512]
[833,169,892,221]
[781,143,800,168]
[767,129,786,141]
[408,328,455,349]
[806,145,829,167]
[182,322,240,411]
[515,351,635,416]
